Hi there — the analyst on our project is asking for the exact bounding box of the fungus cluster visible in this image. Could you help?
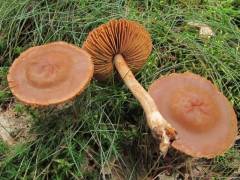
[4,20,238,158]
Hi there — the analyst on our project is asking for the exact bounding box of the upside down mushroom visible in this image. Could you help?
[148,72,238,158]
[4,41,94,145]
[83,19,176,154]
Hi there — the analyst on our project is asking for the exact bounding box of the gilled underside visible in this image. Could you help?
[83,19,152,79]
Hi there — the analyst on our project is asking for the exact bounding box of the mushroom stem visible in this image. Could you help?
[114,54,176,154]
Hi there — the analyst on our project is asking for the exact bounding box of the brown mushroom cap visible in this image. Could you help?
[83,19,152,80]
[7,41,94,106]
[148,72,238,158]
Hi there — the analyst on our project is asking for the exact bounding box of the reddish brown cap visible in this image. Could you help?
[83,19,152,80]
[148,72,238,158]
[7,41,94,106]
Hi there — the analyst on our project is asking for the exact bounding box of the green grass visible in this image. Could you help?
[0,0,239,179]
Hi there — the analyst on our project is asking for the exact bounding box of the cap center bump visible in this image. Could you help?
[25,53,72,89]
[170,88,219,132]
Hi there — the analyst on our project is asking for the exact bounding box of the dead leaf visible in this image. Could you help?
[187,22,215,39]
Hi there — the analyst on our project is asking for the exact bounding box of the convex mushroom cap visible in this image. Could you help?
[148,72,238,158]
[8,41,94,106]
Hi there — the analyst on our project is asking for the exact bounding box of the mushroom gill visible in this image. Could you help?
[83,19,176,154]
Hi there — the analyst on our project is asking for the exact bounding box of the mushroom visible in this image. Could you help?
[148,72,238,158]
[8,41,93,106]
[4,41,94,145]
[83,19,176,154]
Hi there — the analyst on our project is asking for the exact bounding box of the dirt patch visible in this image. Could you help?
[0,109,33,145]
